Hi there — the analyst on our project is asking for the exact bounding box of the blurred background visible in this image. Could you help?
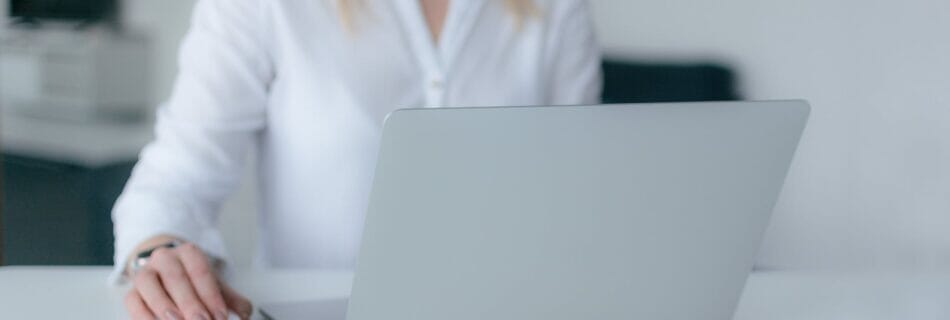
[0,0,948,271]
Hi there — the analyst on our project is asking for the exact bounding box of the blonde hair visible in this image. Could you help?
[339,0,538,32]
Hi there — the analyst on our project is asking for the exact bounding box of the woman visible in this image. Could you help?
[114,0,601,319]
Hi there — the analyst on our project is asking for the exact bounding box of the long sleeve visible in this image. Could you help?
[544,0,603,105]
[110,0,274,283]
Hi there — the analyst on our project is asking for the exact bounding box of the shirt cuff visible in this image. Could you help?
[109,194,230,285]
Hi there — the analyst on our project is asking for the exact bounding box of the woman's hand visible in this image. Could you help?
[124,238,253,320]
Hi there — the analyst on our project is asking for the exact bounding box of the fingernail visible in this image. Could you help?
[194,312,210,320]
[216,310,229,320]
[164,310,183,320]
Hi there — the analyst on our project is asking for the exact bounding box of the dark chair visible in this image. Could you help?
[1,155,131,265]
[1,166,4,266]
[601,58,741,103]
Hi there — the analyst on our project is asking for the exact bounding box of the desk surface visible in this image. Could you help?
[1,110,153,167]
[1,266,949,319]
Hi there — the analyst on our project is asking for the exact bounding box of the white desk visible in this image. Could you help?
[1,266,949,319]
[0,267,352,320]
[1,110,153,167]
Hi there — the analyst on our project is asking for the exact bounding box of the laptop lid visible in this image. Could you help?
[347,101,809,320]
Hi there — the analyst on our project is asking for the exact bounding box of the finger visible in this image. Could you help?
[149,247,212,320]
[133,267,184,320]
[125,290,155,320]
[220,282,253,320]
[177,243,229,320]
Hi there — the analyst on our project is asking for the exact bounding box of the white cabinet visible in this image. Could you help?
[0,28,150,121]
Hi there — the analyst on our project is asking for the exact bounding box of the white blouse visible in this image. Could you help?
[111,0,601,282]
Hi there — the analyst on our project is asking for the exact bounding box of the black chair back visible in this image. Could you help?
[601,59,741,103]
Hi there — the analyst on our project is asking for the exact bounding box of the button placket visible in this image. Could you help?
[425,74,445,106]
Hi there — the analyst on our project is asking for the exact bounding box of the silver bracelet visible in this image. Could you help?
[129,240,183,274]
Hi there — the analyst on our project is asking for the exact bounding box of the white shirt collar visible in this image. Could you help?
[392,0,486,75]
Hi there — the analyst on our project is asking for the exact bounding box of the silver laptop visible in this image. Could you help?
[262,101,810,320]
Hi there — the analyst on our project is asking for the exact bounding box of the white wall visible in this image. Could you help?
[591,0,950,270]
[122,0,196,106]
